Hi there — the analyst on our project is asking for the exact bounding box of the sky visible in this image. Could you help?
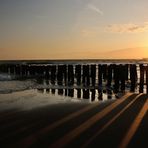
[1,0,148,60]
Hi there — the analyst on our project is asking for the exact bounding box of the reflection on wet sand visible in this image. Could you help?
[37,87,116,102]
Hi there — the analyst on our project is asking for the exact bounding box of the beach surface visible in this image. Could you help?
[0,90,147,148]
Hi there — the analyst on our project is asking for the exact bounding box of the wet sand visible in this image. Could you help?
[0,93,147,148]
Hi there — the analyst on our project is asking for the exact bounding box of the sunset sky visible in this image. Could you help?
[1,0,148,60]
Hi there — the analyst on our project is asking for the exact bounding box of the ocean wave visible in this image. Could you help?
[0,80,36,94]
[0,73,13,81]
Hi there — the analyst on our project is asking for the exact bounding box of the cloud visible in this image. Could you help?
[106,22,148,33]
[87,4,103,15]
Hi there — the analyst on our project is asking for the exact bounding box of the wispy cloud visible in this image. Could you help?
[87,4,103,15]
[106,22,148,33]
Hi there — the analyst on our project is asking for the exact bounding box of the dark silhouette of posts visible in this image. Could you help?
[113,65,120,93]
[58,89,64,95]
[77,89,81,98]
[50,65,56,85]
[75,65,81,85]
[9,65,15,75]
[102,64,107,81]
[28,65,35,76]
[57,65,64,85]
[45,79,49,85]
[98,65,103,87]
[90,65,96,86]
[130,64,137,92]
[145,65,148,94]
[107,64,113,87]
[19,65,27,77]
[63,65,67,85]
[82,65,90,86]
[37,88,44,93]
[91,89,96,101]
[68,65,74,86]
[98,89,103,100]
[51,89,55,94]
[15,65,21,76]
[125,64,129,81]
[68,89,74,97]
[0,64,8,73]
[83,89,89,99]
[45,66,50,80]
[107,89,112,99]
[65,89,68,96]
[46,88,50,93]
[139,64,144,93]
[120,64,126,92]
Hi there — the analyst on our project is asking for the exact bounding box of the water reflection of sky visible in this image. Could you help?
[0,80,116,111]
[0,88,116,111]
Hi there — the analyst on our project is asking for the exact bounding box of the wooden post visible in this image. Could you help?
[98,89,103,100]
[145,65,148,94]
[120,64,126,92]
[45,65,50,80]
[58,89,64,95]
[86,65,90,86]
[91,89,96,101]
[2,64,8,73]
[15,65,21,76]
[51,89,55,94]
[68,65,74,86]
[51,65,56,85]
[82,65,90,86]
[26,65,30,77]
[139,64,144,93]
[63,65,67,85]
[28,65,33,76]
[130,64,137,92]
[9,65,15,75]
[0,64,1,73]
[45,78,49,84]
[37,88,44,93]
[107,64,113,87]
[107,89,112,99]
[57,65,63,85]
[90,65,96,86]
[75,65,81,85]
[113,65,120,93]
[77,89,81,98]
[22,65,28,76]
[82,65,86,85]
[65,89,68,96]
[102,64,107,81]
[98,64,103,87]
[83,89,89,99]
[125,64,129,81]
[68,89,74,97]
[46,89,50,93]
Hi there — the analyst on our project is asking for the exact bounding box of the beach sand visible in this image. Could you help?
[0,91,147,148]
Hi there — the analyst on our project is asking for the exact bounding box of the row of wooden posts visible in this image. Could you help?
[0,63,148,93]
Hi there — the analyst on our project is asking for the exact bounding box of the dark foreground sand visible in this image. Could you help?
[0,93,147,148]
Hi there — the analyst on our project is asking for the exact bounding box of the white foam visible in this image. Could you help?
[0,80,36,93]
[0,73,12,81]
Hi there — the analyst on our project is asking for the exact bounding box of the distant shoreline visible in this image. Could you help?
[0,59,146,65]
